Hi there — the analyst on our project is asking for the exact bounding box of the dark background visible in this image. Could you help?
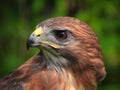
[0,0,120,90]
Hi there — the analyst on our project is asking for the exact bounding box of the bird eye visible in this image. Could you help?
[54,30,68,41]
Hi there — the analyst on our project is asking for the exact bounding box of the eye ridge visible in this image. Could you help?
[54,30,68,41]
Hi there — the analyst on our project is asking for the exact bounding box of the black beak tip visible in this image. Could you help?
[26,38,34,50]
[26,41,30,50]
[26,44,29,50]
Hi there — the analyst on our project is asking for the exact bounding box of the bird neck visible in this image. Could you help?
[39,47,71,72]
[31,47,97,90]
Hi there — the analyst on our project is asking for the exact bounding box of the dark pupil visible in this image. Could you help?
[55,30,67,41]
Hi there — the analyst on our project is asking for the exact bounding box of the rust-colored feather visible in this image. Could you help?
[0,17,106,90]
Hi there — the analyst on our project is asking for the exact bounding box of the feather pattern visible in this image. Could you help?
[0,17,106,90]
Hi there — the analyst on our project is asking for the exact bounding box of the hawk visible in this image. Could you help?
[0,17,106,90]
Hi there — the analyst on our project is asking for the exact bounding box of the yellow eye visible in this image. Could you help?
[54,30,68,41]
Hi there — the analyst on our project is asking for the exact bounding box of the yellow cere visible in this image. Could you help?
[33,27,43,36]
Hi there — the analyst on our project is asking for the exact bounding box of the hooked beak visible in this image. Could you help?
[26,27,43,50]
[26,27,61,50]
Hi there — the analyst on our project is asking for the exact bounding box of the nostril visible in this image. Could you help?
[36,34,40,37]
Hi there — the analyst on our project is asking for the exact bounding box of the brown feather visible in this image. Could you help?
[0,17,106,90]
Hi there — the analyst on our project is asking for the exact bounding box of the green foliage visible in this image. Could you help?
[0,0,120,89]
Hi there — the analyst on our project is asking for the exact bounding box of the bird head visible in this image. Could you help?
[26,17,106,83]
[26,17,92,59]
[26,23,74,50]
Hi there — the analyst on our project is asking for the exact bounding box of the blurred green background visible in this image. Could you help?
[0,0,120,90]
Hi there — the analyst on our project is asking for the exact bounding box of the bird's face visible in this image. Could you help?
[26,17,101,65]
[26,26,74,50]
[26,17,99,66]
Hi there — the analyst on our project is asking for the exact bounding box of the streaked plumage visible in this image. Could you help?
[0,17,106,90]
